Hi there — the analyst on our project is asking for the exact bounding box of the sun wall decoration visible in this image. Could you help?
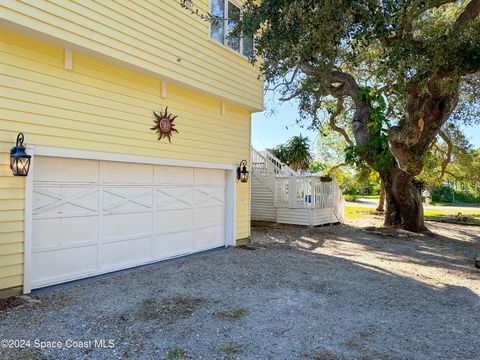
[151,106,179,142]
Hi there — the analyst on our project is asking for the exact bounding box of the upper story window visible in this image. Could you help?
[210,0,254,58]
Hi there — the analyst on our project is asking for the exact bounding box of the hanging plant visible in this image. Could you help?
[151,106,179,143]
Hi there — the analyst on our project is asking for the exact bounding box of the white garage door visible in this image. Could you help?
[30,156,226,289]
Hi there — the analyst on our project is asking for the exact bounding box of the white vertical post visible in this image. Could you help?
[331,180,335,225]
[274,177,278,208]
[97,160,104,269]
[225,168,236,246]
[23,145,35,294]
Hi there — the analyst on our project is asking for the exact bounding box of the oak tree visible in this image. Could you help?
[236,0,480,231]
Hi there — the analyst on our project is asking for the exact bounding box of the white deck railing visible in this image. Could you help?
[258,150,296,177]
[251,147,345,224]
[275,176,343,212]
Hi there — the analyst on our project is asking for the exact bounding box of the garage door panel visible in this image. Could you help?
[31,156,228,289]
[155,166,194,184]
[196,187,225,208]
[34,157,99,183]
[196,226,225,251]
[32,216,98,251]
[194,168,225,185]
[102,161,153,184]
[155,208,193,233]
[153,231,193,258]
[102,212,153,239]
[31,245,98,287]
[33,186,99,217]
[156,187,194,210]
[196,206,225,227]
[103,187,153,213]
[102,237,152,269]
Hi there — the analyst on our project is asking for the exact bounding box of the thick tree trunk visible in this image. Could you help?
[302,67,460,233]
[375,181,385,212]
[382,166,426,232]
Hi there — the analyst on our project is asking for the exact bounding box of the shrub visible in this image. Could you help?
[431,186,480,203]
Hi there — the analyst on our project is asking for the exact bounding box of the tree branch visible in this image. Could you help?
[437,129,453,180]
[433,143,448,157]
[272,67,300,94]
[454,0,480,27]
[328,97,353,146]
[327,162,347,175]
[435,169,464,180]
[300,65,371,148]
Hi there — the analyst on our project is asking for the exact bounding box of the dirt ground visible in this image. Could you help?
[0,218,479,360]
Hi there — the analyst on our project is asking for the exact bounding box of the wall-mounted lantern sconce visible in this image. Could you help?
[10,133,31,176]
[237,160,249,183]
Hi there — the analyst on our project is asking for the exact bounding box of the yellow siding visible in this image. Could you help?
[0,28,252,291]
[0,0,264,111]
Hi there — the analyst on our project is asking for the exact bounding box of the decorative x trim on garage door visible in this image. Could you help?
[195,186,225,207]
[33,186,99,216]
[156,187,193,209]
[103,188,153,211]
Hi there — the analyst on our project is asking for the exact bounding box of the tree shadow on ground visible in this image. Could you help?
[251,221,480,277]
[1,222,479,359]
[245,223,480,358]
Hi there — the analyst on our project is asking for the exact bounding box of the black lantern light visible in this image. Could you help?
[10,133,31,176]
[237,160,249,183]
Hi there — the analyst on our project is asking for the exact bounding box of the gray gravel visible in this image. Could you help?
[0,221,479,360]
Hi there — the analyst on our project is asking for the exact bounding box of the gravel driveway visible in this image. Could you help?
[1,221,479,360]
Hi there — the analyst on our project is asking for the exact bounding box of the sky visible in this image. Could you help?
[252,91,480,152]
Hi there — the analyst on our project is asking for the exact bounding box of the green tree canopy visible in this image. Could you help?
[238,0,480,231]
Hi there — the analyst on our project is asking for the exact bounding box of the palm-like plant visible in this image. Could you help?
[287,135,312,172]
[271,135,312,172]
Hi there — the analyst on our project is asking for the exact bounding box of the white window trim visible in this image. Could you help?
[209,0,253,59]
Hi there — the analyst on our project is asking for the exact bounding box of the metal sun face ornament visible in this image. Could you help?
[151,106,179,143]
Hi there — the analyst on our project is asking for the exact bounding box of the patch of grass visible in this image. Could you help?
[213,307,248,319]
[218,343,245,355]
[430,201,480,207]
[344,194,358,202]
[424,208,480,216]
[346,205,480,225]
[424,211,480,225]
[139,296,204,323]
[360,195,380,199]
[164,347,189,360]
[345,206,383,220]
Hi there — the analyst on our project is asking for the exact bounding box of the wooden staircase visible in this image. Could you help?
[251,147,345,225]
[251,148,295,221]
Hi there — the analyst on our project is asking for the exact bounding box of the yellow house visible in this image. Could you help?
[0,0,263,297]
